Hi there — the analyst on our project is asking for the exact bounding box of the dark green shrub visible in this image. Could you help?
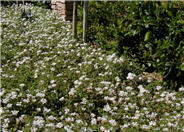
[116,2,184,89]
[77,2,126,51]
[83,1,184,89]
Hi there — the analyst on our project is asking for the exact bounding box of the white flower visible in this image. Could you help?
[94,63,98,69]
[64,108,70,114]
[131,122,137,127]
[65,117,74,122]
[0,89,5,97]
[51,62,56,66]
[113,58,118,64]
[119,91,127,96]
[91,118,97,125]
[32,116,45,128]
[163,128,168,131]
[45,123,55,127]
[126,86,133,91]
[125,107,129,111]
[147,76,152,83]
[36,108,41,112]
[23,99,30,103]
[36,92,45,98]
[107,53,116,62]
[179,87,184,92]
[76,119,83,124]
[6,103,12,108]
[57,73,62,77]
[40,98,47,104]
[74,80,82,86]
[51,84,57,88]
[115,76,120,82]
[59,97,65,101]
[127,73,136,80]
[31,127,38,132]
[50,67,55,71]
[48,115,56,121]
[160,92,165,97]
[103,104,111,112]
[81,98,87,104]
[90,113,96,118]
[119,57,124,63]
[68,88,76,96]
[82,107,86,111]
[43,107,50,113]
[56,123,63,128]
[99,57,103,61]
[11,110,19,115]
[95,87,101,91]
[156,86,162,91]
[100,81,111,86]
[0,107,3,115]
[105,65,109,70]
[109,119,116,126]
[100,126,105,131]
[20,83,25,87]
[138,85,148,93]
[149,121,156,126]
[16,102,22,106]
[76,70,80,74]
[181,99,184,105]
[50,80,55,84]
[141,125,150,129]
[122,124,129,128]
[167,122,172,127]
[79,75,85,80]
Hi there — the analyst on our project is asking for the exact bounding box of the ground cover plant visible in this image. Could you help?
[1,4,184,132]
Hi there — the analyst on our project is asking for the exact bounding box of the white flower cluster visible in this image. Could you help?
[127,72,136,80]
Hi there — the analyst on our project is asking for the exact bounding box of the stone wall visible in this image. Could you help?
[51,0,73,21]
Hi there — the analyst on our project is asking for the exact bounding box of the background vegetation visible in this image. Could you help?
[77,1,184,90]
[1,0,51,9]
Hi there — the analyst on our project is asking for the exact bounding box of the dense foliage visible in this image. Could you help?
[1,0,51,9]
[81,1,184,90]
[1,4,184,132]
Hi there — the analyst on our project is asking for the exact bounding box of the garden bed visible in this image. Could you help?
[1,4,184,132]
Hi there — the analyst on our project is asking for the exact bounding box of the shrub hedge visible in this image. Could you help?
[80,1,184,90]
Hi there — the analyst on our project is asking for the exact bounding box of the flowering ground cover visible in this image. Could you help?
[1,4,184,132]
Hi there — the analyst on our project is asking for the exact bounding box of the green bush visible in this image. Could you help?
[84,1,184,89]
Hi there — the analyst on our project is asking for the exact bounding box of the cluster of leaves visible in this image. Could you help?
[84,1,184,90]
[1,0,51,9]
[1,4,184,132]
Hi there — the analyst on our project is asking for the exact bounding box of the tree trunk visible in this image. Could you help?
[72,1,77,39]
[83,1,88,42]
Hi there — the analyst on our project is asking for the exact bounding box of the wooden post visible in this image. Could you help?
[22,0,25,11]
[83,1,88,42]
[72,1,77,39]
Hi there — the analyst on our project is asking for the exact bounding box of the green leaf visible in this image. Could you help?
[181,63,184,71]
[177,20,184,24]
[166,10,173,17]
[144,31,151,41]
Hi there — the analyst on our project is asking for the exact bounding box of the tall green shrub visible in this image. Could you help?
[83,1,184,89]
